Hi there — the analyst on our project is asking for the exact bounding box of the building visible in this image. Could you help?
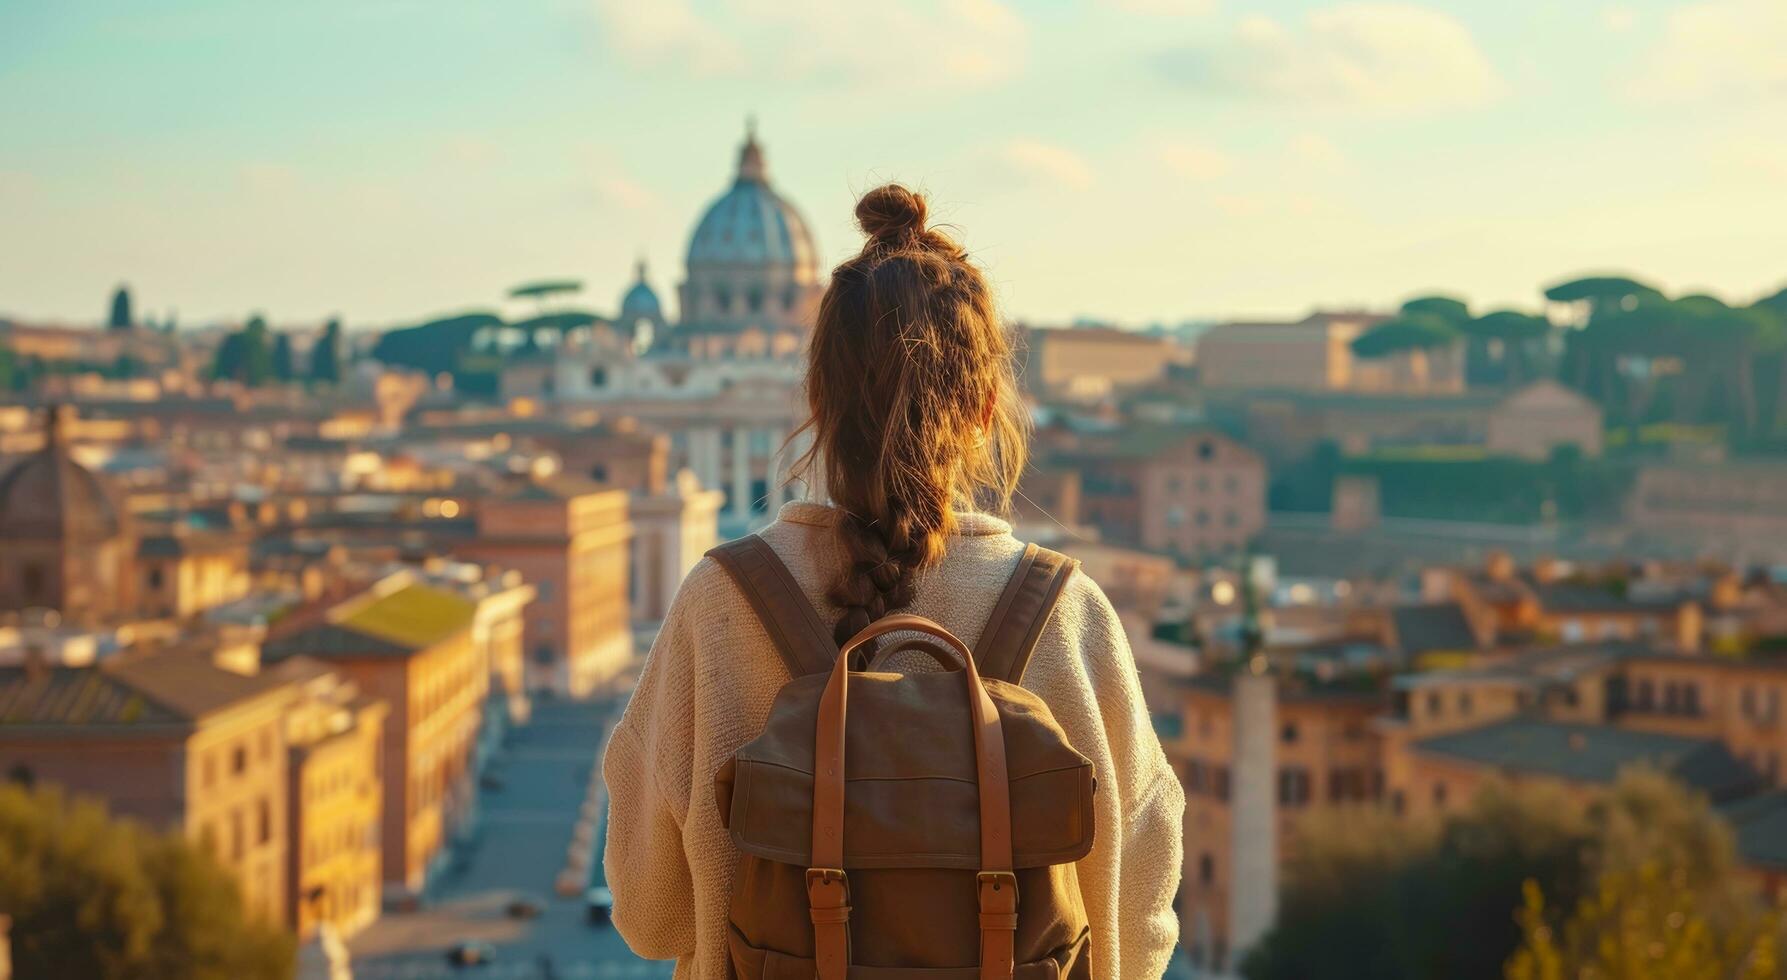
[0,651,299,923]
[456,479,633,697]
[1168,674,1384,971]
[136,526,254,620]
[271,657,388,939]
[1484,380,1603,460]
[263,575,487,898]
[1195,312,1385,392]
[671,122,823,359]
[1627,462,1787,561]
[1398,718,1759,821]
[1044,425,1267,557]
[1022,325,1185,400]
[0,406,137,621]
[629,469,724,624]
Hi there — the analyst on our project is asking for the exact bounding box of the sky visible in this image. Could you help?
[2,0,1785,331]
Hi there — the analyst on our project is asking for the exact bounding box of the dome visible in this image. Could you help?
[685,127,818,280]
[619,260,662,321]
[0,408,125,542]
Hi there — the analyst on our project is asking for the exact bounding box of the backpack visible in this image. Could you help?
[708,534,1095,979]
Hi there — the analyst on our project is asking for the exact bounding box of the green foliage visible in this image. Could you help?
[1350,314,1463,359]
[507,279,582,301]
[1401,295,1471,325]
[0,345,15,391]
[270,333,294,381]
[0,784,294,980]
[1468,311,1552,342]
[108,285,133,331]
[1244,780,1593,980]
[511,310,600,336]
[1337,452,1633,525]
[1507,869,1780,980]
[308,317,342,385]
[1543,276,1663,312]
[211,315,276,387]
[1247,773,1768,980]
[370,311,502,378]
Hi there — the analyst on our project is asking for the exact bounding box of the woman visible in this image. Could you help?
[603,184,1184,978]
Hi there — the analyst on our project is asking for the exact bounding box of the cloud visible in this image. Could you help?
[998,139,1095,189]
[1600,5,1637,33]
[1104,0,1217,15]
[592,0,746,76]
[591,0,1026,89]
[1160,4,1507,113]
[1155,140,1232,181]
[1629,0,1787,102]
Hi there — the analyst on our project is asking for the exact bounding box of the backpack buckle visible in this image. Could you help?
[976,871,1019,930]
[805,867,852,916]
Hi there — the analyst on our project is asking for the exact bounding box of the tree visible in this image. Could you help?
[1543,276,1663,318]
[212,315,275,387]
[1467,311,1553,386]
[0,784,294,979]
[1401,295,1471,326]
[1244,772,1761,980]
[0,344,14,391]
[1244,780,1593,980]
[270,332,294,382]
[1349,313,1464,359]
[108,284,134,331]
[308,317,343,386]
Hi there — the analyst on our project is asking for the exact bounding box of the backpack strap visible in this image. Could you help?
[706,535,838,678]
[973,543,1080,685]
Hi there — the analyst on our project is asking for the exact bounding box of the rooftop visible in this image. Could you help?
[1414,719,1758,800]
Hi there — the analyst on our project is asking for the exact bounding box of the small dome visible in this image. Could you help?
[685,127,818,279]
[619,260,662,321]
[0,408,125,542]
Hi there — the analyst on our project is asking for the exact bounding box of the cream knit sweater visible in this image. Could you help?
[602,501,1184,978]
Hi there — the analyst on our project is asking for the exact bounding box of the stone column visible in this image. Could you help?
[1228,670,1279,970]
[731,427,753,524]
[688,426,720,494]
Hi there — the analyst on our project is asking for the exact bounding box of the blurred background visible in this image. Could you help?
[1,1,1785,978]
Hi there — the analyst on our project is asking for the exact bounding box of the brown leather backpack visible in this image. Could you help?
[708,535,1096,979]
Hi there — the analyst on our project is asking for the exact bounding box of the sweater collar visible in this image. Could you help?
[774,501,1013,538]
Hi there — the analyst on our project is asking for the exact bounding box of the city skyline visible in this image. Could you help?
[2,0,1785,330]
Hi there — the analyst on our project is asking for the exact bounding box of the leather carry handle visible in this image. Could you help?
[809,614,1017,980]
[865,636,966,673]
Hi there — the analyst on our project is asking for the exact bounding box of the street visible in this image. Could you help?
[349,697,674,980]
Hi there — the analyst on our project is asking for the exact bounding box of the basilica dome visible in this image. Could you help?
[674,126,825,353]
[619,260,663,322]
[0,408,123,542]
[685,131,818,278]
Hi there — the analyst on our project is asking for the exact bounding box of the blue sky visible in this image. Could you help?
[2,0,1784,330]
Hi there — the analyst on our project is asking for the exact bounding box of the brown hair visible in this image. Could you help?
[790,184,1029,649]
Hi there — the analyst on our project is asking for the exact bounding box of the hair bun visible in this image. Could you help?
[855,184,928,245]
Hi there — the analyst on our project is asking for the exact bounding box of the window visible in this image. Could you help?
[589,366,608,387]
[1278,767,1312,807]
[1432,782,1449,809]
[1636,679,1656,711]
[1682,684,1701,717]
[1213,766,1231,802]
[1198,441,1215,460]
[1198,853,1215,885]
[232,745,247,776]
[21,562,45,601]
[1223,510,1239,529]
[7,764,33,788]
[747,289,764,313]
[1426,691,1443,717]
[590,464,609,483]
[146,567,165,590]
[1458,690,1474,717]
[1195,510,1209,528]
[257,798,272,845]
[230,809,245,861]
[1280,722,1299,744]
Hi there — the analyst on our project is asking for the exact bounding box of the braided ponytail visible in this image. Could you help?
[791,184,1028,653]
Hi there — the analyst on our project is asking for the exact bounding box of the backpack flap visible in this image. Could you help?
[718,669,1095,871]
